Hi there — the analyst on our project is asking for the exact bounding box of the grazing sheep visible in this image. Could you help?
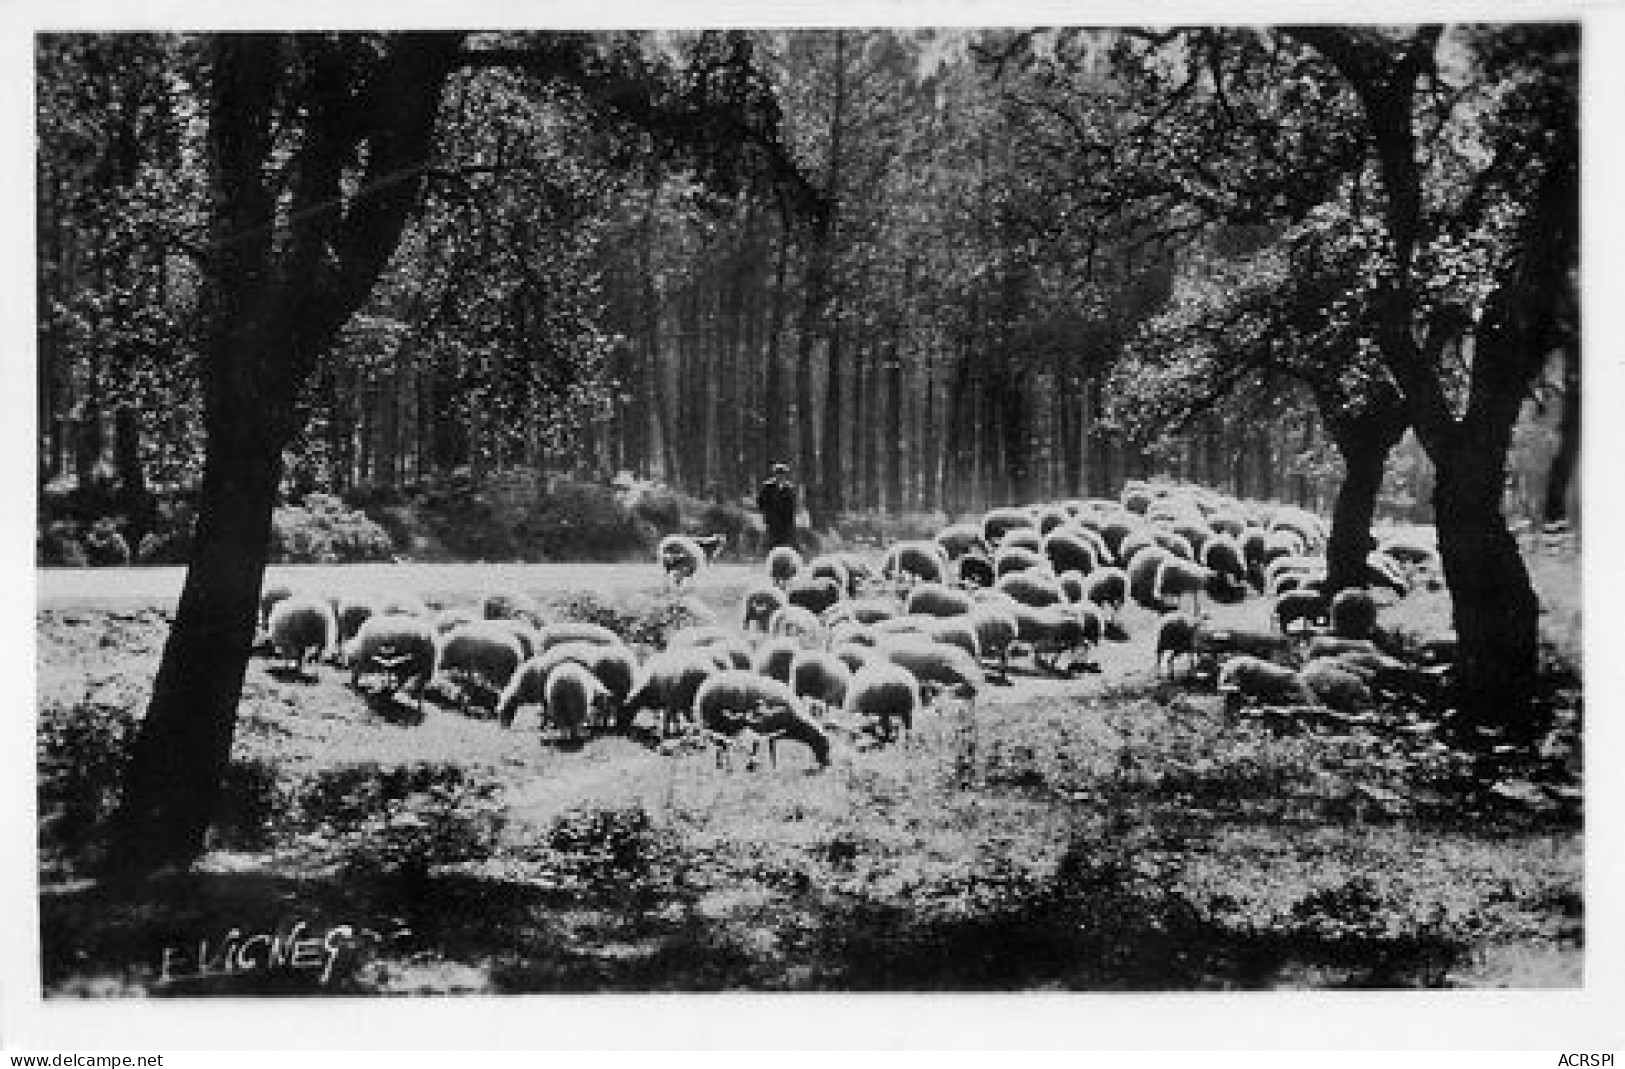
[1377,531,1439,570]
[740,583,789,633]
[666,626,753,671]
[1057,569,1087,605]
[1274,589,1330,635]
[544,661,613,742]
[766,545,805,587]
[1240,527,1269,587]
[1329,588,1379,639]
[693,671,830,768]
[496,644,624,731]
[1155,613,1200,676]
[1306,635,1380,660]
[1298,659,1371,714]
[267,596,338,673]
[1008,603,1094,673]
[981,506,1038,548]
[535,621,622,652]
[1201,535,1247,586]
[826,618,876,650]
[786,574,844,616]
[1100,516,1143,558]
[1273,571,1326,598]
[659,534,710,588]
[1083,567,1128,620]
[620,646,726,737]
[921,616,981,661]
[349,614,437,710]
[1126,546,1176,610]
[1043,529,1098,577]
[827,596,901,628]
[994,544,1046,579]
[1265,554,1326,593]
[1207,510,1247,538]
[842,661,922,742]
[881,539,949,586]
[957,552,996,589]
[481,591,538,622]
[436,622,525,712]
[1364,550,1410,596]
[790,649,854,715]
[906,582,976,619]
[968,601,1019,680]
[1218,655,1317,709]
[1150,529,1196,561]
[752,636,804,684]
[837,553,881,596]
[1192,624,1293,669]
[768,604,825,648]
[831,640,880,676]
[1262,529,1307,568]
[499,619,540,661]
[935,523,991,562]
[995,569,1065,609]
[1153,557,1213,615]
[876,638,985,699]
[334,598,376,645]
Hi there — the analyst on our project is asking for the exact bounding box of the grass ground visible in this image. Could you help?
[34,546,1583,995]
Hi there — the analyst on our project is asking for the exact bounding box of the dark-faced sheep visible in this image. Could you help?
[267,596,338,674]
[806,555,853,596]
[957,552,996,589]
[740,583,789,634]
[659,534,710,588]
[766,545,805,588]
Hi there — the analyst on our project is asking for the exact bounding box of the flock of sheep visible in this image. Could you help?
[258,477,1451,772]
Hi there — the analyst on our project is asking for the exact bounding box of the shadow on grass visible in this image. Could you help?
[39,846,1470,995]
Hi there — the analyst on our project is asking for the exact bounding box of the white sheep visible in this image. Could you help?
[881,539,949,586]
[789,648,854,717]
[1042,528,1098,576]
[1154,613,1200,677]
[905,582,976,619]
[997,527,1044,556]
[875,637,985,701]
[1153,556,1213,615]
[544,661,613,742]
[535,621,622,652]
[969,602,1018,680]
[266,595,338,673]
[436,622,525,713]
[434,607,482,634]
[259,582,296,631]
[1217,655,1318,710]
[934,522,991,562]
[349,614,437,711]
[667,626,754,670]
[692,671,830,769]
[1125,545,1175,610]
[841,661,921,743]
[752,635,803,684]
[1008,602,1095,674]
[981,506,1037,547]
[621,646,727,737]
[498,641,637,732]
[786,574,844,616]
[1084,567,1128,620]
[767,604,825,648]
[995,569,1065,609]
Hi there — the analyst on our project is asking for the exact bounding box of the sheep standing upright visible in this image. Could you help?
[693,671,830,769]
[545,661,612,742]
[658,534,709,589]
[349,614,437,711]
[842,661,922,743]
[766,545,805,588]
[436,622,525,714]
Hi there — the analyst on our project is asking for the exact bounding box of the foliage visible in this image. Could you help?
[270,493,397,565]
[37,699,139,859]
[517,479,653,561]
[547,588,718,648]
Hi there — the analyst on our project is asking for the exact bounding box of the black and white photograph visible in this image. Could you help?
[8,0,1622,1052]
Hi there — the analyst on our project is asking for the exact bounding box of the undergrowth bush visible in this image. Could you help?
[271,493,396,564]
[37,700,138,858]
[548,590,718,648]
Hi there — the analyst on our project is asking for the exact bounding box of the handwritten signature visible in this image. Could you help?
[158,920,380,986]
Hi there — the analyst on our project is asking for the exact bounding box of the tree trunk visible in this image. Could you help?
[107,32,459,878]
[1433,448,1542,736]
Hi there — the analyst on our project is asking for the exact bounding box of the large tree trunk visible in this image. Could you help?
[1320,383,1409,595]
[1433,448,1542,735]
[107,32,459,878]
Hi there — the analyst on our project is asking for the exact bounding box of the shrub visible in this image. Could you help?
[271,493,396,564]
[81,518,131,567]
[37,699,138,859]
[38,522,89,567]
[632,488,685,533]
[518,479,653,562]
[211,756,285,852]
[539,804,673,882]
[549,590,718,648]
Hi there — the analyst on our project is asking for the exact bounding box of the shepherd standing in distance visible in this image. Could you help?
[757,463,799,553]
